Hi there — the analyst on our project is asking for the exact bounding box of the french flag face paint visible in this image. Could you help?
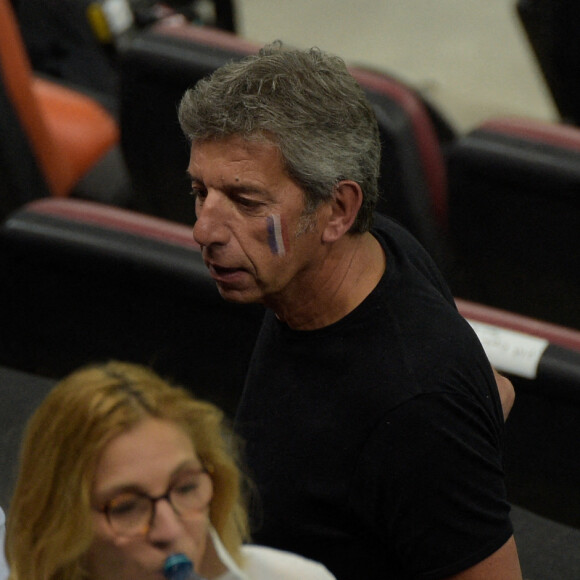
[267,214,288,257]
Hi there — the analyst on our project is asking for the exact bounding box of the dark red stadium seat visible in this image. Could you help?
[447,116,580,329]
[1,198,580,576]
[0,197,264,417]
[456,297,580,530]
[455,298,580,576]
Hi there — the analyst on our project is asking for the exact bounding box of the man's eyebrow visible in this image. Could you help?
[186,175,270,198]
[224,183,268,196]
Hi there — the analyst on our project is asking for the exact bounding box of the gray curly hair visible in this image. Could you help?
[178,42,381,233]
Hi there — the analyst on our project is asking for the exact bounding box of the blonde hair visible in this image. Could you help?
[6,361,250,580]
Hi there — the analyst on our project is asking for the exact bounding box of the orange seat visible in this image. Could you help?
[0,0,119,199]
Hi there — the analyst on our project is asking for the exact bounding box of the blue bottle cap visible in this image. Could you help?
[163,553,193,580]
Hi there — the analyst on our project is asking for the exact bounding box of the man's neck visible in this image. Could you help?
[268,232,386,330]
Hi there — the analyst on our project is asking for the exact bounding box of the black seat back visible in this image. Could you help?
[517,0,580,125]
[0,366,54,511]
[448,116,580,329]
[0,198,265,417]
[457,298,580,528]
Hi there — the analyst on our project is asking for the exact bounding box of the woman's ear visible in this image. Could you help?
[321,180,363,243]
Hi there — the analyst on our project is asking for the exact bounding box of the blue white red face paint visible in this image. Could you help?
[267,214,288,256]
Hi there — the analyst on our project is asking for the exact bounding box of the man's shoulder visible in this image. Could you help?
[371,212,423,249]
[371,211,455,304]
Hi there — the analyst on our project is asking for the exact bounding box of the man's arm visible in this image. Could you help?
[493,368,515,421]
[447,536,522,580]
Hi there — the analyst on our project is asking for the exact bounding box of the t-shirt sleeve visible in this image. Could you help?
[350,392,513,579]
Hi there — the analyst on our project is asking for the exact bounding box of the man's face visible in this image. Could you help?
[189,135,327,306]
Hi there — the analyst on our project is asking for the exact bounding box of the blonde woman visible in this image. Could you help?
[5,361,334,580]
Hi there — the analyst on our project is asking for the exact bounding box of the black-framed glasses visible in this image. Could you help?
[97,468,212,537]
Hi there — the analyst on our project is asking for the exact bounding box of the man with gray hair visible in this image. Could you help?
[179,42,520,579]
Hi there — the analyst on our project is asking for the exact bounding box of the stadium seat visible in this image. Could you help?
[517,0,580,125]
[0,197,264,418]
[457,298,580,524]
[0,366,54,512]
[456,297,580,578]
[349,66,453,270]
[1,198,580,576]
[447,116,580,329]
[0,0,128,220]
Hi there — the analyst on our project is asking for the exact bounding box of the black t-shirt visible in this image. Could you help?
[236,215,512,579]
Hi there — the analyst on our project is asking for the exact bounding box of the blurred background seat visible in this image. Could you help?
[0,366,55,513]
[517,0,580,126]
[447,116,580,329]
[349,66,454,271]
[1,198,580,577]
[117,22,259,223]
[456,298,580,579]
[457,297,580,525]
[0,0,131,221]
[0,197,264,418]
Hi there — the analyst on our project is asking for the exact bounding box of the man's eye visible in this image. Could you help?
[190,187,207,200]
[237,197,262,209]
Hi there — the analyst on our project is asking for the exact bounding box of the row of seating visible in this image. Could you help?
[448,117,580,329]
[1,197,580,577]
[3,4,580,331]
[0,197,264,419]
[2,6,580,576]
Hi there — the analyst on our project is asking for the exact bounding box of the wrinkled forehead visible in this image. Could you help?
[188,134,287,177]
[191,129,279,151]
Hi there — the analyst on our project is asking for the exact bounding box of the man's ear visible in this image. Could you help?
[321,180,363,243]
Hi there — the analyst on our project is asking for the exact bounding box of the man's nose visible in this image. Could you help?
[192,192,230,248]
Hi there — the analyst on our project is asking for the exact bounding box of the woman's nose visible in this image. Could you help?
[147,498,183,544]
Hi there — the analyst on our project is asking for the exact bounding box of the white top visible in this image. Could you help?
[211,528,335,580]
[0,514,334,580]
[0,508,8,580]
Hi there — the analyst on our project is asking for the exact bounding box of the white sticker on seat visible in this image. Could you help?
[467,320,549,379]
